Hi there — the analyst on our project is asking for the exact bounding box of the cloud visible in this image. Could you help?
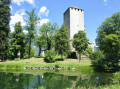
[104,0,107,2]
[38,6,49,17]
[37,19,49,26]
[10,11,26,26]
[16,9,26,16]
[10,9,26,32]
[12,0,35,6]
[23,30,28,34]
[104,0,109,6]
[10,25,14,33]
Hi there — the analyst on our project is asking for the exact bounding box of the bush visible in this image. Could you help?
[55,55,65,61]
[44,50,56,63]
[90,49,105,71]
[90,49,120,72]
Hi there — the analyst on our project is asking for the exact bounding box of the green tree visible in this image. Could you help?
[96,12,120,55]
[34,34,46,56]
[23,43,36,58]
[40,22,58,50]
[55,24,70,59]
[0,0,11,61]
[95,12,120,72]
[73,31,88,62]
[8,22,26,59]
[24,9,40,58]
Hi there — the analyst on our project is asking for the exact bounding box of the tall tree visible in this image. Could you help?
[0,0,11,60]
[8,22,26,59]
[40,22,58,50]
[24,9,40,58]
[55,24,70,59]
[96,12,120,55]
[73,31,88,62]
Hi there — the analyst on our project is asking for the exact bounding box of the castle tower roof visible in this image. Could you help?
[70,6,83,11]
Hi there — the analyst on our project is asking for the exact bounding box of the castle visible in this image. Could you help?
[64,6,94,51]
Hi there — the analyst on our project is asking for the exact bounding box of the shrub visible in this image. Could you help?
[90,49,120,72]
[44,50,56,63]
[90,49,105,71]
[55,55,65,61]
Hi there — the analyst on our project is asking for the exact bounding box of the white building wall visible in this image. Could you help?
[70,8,85,40]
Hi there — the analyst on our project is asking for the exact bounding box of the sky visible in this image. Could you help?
[10,0,120,45]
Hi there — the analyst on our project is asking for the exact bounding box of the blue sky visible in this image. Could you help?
[10,0,120,44]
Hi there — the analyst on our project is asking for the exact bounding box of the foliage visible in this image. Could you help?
[73,30,88,61]
[34,34,46,56]
[8,22,26,59]
[0,0,11,60]
[96,12,120,55]
[82,47,93,55]
[40,22,58,50]
[54,55,65,61]
[90,49,104,67]
[44,50,56,63]
[55,24,70,59]
[24,9,40,58]
[90,49,120,72]
[95,12,120,72]
[23,44,36,58]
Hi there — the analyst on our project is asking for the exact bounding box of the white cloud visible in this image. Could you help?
[104,0,107,2]
[104,0,108,6]
[10,9,26,32]
[12,0,35,6]
[38,6,49,17]
[16,9,26,16]
[37,19,49,26]
[10,25,14,33]
[23,30,28,34]
[10,13,26,26]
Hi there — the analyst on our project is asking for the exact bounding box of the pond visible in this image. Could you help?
[0,70,120,89]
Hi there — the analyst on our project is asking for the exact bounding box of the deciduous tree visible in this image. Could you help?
[73,31,88,62]
[24,9,40,58]
[55,24,70,59]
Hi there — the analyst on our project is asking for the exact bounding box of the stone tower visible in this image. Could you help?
[64,6,85,50]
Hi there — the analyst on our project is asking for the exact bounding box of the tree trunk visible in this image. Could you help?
[38,45,41,56]
[28,38,31,59]
[79,54,81,63]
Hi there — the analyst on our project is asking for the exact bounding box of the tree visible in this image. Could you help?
[0,0,11,61]
[40,22,58,50]
[55,24,70,59]
[95,12,120,72]
[73,31,88,62]
[24,9,40,58]
[34,34,46,56]
[96,12,120,55]
[8,22,26,59]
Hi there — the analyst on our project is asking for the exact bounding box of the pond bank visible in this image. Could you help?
[0,58,93,73]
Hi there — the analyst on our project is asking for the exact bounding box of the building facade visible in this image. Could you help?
[64,6,85,40]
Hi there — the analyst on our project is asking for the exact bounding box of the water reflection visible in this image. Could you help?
[0,71,120,89]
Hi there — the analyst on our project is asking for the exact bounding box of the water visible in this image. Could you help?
[0,71,120,89]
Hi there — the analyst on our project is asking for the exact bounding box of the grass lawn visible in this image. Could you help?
[0,57,92,71]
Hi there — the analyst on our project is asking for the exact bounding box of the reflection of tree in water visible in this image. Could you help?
[0,72,34,89]
[75,73,114,89]
[42,72,72,89]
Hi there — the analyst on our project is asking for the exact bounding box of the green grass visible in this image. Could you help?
[0,57,92,71]
[98,84,120,89]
